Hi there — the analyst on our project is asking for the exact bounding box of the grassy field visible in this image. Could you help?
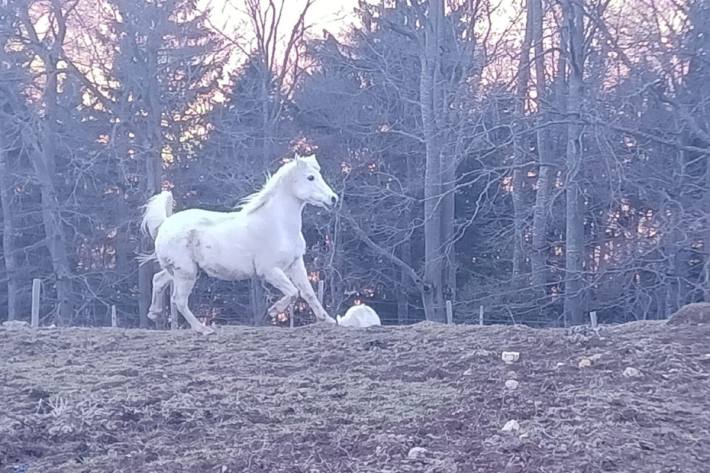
[1,319,709,472]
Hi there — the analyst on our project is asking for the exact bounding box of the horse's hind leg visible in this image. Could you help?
[172,269,214,335]
[148,269,172,321]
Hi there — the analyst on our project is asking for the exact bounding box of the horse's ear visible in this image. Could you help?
[294,153,306,166]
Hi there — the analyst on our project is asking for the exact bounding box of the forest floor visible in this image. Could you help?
[1,319,709,473]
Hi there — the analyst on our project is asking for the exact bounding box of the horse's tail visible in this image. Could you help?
[141,190,174,240]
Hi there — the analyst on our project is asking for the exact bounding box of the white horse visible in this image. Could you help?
[139,153,339,334]
[336,303,382,328]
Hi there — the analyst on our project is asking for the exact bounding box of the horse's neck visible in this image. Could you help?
[258,191,304,234]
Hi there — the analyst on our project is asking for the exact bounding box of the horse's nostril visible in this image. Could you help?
[331,196,338,204]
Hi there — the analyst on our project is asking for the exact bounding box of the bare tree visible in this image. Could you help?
[530,0,554,299]
[562,0,586,325]
[241,0,315,324]
[511,0,534,283]
[18,0,75,325]
[0,136,18,321]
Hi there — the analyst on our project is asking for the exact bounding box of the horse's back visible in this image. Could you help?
[157,208,234,237]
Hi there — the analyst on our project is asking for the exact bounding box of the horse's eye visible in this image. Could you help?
[307,175,315,181]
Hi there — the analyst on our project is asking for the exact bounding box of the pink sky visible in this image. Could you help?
[203,0,360,41]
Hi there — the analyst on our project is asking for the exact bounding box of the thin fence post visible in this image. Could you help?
[31,278,41,328]
[317,280,325,305]
[479,305,484,326]
[111,305,117,328]
[445,300,453,324]
[170,283,178,330]
[589,311,598,329]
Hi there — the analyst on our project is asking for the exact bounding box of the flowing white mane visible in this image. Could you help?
[238,159,297,214]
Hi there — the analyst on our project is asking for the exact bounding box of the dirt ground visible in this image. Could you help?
[1,320,709,473]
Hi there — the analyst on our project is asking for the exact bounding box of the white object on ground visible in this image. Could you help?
[502,420,520,432]
[623,367,642,378]
[505,379,519,390]
[336,303,382,328]
[501,351,520,364]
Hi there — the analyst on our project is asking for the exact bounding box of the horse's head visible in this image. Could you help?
[289,153,338,209]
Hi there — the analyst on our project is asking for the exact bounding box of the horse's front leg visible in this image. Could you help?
[263,268,299,318]
[287,257,336,324]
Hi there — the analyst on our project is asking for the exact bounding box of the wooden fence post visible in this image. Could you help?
[317,280,325,305]
[589,311,598,329]
[445,300,453,325]
[111,305,117,328]
[479,305,484,326]
[31,278,40,329]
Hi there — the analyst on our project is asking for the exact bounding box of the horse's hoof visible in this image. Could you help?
[321,316,337,324]
[197,325,215,336]
[147,311,160,321]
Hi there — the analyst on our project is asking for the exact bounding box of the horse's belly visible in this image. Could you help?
[200,261,250,281]
[192,231,252,281]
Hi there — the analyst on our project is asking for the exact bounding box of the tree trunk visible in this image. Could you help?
[250,61,275,324]
[397,206,413,324]
[530,0,552,299]
[115,190,130,275]
[703,158,710,301]
[441,141,457,307]
[420,0,446,322]
[512,0,534,283]
[0,149,18,321]
[251,279,268,325]
[562,0,586,326]
[138,26,164,328]
[30,43,74,326]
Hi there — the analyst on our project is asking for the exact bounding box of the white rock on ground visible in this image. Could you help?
[501,351,520,364]
[407,447,429,460]
[502,420,520,432]
[505,379,519,390]
[623,367,642,378]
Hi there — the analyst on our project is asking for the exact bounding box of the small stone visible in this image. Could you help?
[463,367,474,376]
[501,351,520,364]
[502,420,520,432]
[474,349,492,357]
[590,354,603,361]
[578,358,592,369]
[506,370,518,379]
[623,367,642,378]
[407,447,428,460]
[505,379,519,390]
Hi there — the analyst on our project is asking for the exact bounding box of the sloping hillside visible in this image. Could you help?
[1,321,709,472]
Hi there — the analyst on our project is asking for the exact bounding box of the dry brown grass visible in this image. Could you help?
[1,321,709,472]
